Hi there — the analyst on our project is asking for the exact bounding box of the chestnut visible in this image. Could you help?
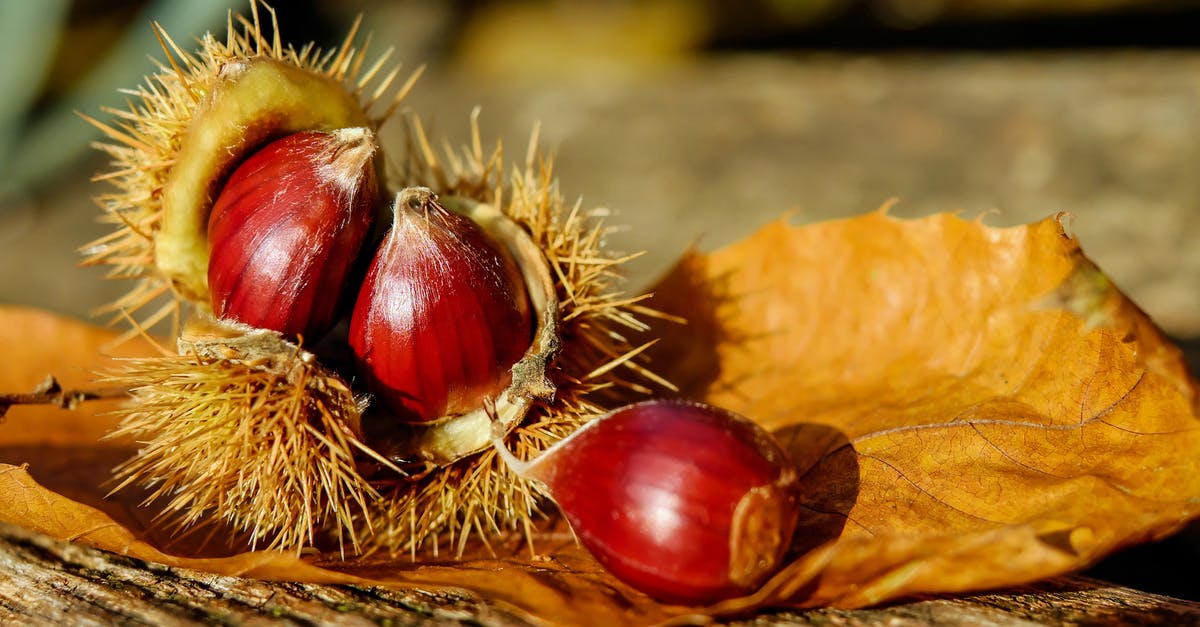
[206,127,378,340]
[494,399,801,605]
[349,187,534,424]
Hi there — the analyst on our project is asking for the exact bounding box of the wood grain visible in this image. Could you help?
[3,521,1197,626]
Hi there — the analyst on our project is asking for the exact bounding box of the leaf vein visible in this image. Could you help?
[1084,369,1145,426]
[968,423,1066,479]
[860,454,1006,527]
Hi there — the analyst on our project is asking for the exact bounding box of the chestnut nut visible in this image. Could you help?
[494,399,801,605]
[206,127,379,341]
[350,187,534,424]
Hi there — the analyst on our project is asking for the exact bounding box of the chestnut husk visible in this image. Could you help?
[87,4,672,561]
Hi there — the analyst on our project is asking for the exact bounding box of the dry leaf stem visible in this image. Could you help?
[0,375,127,418]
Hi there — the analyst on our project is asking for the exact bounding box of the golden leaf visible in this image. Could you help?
[646,209,1200,610]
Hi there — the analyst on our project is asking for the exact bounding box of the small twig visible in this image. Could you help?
[0,375,129,419]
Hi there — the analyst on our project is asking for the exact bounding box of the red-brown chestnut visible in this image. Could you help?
[349,187,534,424]
[207,127,378,340]
[493,399,800,606]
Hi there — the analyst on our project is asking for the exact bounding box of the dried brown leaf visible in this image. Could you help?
[646,210,1200,611]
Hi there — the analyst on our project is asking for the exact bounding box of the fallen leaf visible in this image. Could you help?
[646,209,1200,610]
[1,208,1197,623]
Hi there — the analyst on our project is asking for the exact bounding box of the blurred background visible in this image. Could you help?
[0,0,1196,601]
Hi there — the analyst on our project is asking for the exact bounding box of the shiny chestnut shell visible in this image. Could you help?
[349,188,533,423]
[207,128,377,340]
[509,399,800,605]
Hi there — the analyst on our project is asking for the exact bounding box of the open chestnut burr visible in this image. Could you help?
[84,1,801,606]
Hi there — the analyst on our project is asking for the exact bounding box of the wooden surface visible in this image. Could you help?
[2,521,1197,626]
